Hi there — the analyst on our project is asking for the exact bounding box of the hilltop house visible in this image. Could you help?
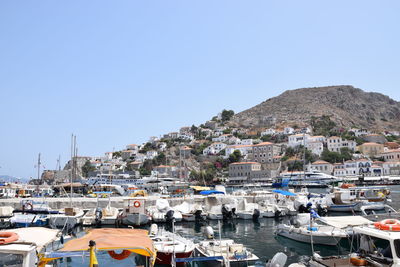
[305,141,324,156]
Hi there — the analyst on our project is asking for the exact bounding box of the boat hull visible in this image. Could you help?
[276,227,341,246]
[122,213,149,226]
[156,251,193,266]
[194,248,258,267]
[327,202,361,212]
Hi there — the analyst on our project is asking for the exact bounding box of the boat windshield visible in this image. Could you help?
[359,235,393,262]
[0,252,24,266]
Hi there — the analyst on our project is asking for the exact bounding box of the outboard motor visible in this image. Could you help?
[274,209,282,218]
[316,204,327,217]
[204,225,214,239]
[95,207,103,226]
[252,209,260,221]
[165,210,175,224]
[194,210,204,222]
[222,204,233,221]
[231,207,237,218]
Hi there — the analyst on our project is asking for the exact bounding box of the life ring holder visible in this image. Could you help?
[108,250,132,260]
[0,232,19,244]
[133,201,141,208]
[374,219,400,231]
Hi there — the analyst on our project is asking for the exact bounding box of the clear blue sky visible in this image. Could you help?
[1,1,399,179]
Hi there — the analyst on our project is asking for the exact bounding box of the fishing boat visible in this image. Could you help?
[149,224,195,265]
[39,228,157,266]
[120,197,150,226]
[309,219,400,267]
[275,214,347,246]
[0,227,62,267]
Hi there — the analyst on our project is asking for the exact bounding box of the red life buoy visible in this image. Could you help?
[0,232,19,244]
[133,201,141,208]
[350,256,367,266]
[374,219,400,231]
[108,250,132,260]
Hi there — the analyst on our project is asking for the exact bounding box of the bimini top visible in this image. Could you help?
[200,190,225,195]
[0,227,60,253]
[272,189,296,196]
[40,228,156,266]
[61,228,155,256]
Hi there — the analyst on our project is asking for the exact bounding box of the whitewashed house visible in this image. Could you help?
[308,160,333,175]
[305,141,324,156]
[261,128,276,136]
[146,150,158,160]
[288,134,310,147]
[212,134,232,143]
[284,127,295,135]
[327,136,357,152]
[202,142,227,155]
[225,144,253,158]
[237,139,254,146]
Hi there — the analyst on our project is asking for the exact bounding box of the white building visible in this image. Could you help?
[305,141,324,156]
[349,128,370,137]
[327,136,357,152]
[212,134,232,143]
[288,134,310,147]
[284,127,295,135]
[307,160,333,175]
[146,150,158,160]
[203,142,227,155]
[225,144,253,158]
[261,128,276,136]
[237,139,254,146]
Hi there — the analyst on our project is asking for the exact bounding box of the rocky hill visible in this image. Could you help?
[230,85,400,131]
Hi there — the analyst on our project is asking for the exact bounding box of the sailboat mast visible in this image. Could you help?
[36,153,41,194]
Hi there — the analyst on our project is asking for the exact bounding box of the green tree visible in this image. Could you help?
[112,151,122,158]
[81,160,96,177]
[260,135,272,142]
[287,161,303,171]
[221,109,235,122]
[228,150,242,163]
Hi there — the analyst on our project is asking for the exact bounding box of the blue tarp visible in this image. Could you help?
[199,190,225,195]
[272,189,296,196]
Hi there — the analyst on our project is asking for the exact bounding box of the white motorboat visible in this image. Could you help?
[120,198,150,226]
[82,206,119,226]
[81,193,120,226]
[49,207,85,228]
[235,199,260,220]
[195,239,259,267]
[149,224,195,265]
[275,214,347,246]
[0,227,62,267]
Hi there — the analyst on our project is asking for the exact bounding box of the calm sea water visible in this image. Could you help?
[56,185,400,266]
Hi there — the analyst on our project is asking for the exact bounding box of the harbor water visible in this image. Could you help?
[52,185,400,266]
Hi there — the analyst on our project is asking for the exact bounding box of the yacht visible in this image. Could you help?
[273,170,341,188]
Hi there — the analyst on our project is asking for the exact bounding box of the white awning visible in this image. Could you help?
[319,216,372,229]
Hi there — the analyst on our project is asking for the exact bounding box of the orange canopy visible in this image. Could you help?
[60,228,155,257]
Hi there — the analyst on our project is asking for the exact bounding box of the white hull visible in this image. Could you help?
[276,224,345,246]
[207,213,223,220]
